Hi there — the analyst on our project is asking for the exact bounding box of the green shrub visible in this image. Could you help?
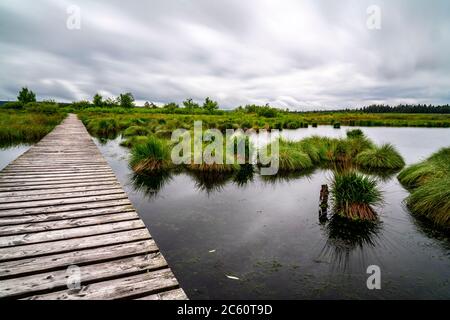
[1,101,23,110]
[24,102,59,114]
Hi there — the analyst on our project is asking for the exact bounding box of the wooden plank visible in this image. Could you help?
[136,288,188,300]
[0,198,132,217]
[0,253,168,298]
[0,180,120,193]
[0,240,158,278]
[0,205,135,226]
[3,165,110,170]
[0,193,128,210]
[0,177,118,188]
[26,268,179,300]
[0,229,151,261]
[0,169,112,176]
[0,169,113,177]
[0,211,139,235]
[0,173,116,183]
[0,220,146,247]
[0,185,123,199]
[0,188,125,203]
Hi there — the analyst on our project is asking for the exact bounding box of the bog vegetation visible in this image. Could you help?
[2,88,450,148]
[398,148,450,230]
[1,88,448,225]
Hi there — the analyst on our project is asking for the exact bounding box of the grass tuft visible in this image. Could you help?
[356,143,405,170]
[398,147,450,230]
[331,171,382,221]
[129,136,171,173]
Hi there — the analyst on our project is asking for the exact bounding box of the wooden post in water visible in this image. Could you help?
[319,184,329,222]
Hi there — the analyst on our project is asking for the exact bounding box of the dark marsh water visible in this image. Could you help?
[1,126,449,299]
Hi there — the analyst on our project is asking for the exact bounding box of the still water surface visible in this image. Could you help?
[95,126,450,299]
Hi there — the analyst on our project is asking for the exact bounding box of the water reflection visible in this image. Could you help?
[186,170,235,194]
[233,164,255,186]
[318,215,383,271]
[259,168,315,184]
[131,171,173,199]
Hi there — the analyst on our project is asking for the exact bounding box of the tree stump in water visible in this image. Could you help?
[319,184,329,222]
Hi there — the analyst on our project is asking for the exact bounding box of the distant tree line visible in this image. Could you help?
[359,104,450,114]
[302,104,450,114]
[2,87,450,115]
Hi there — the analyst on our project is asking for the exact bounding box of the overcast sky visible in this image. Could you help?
[1,0,449,109]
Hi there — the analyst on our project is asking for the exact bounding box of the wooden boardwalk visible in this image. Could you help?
[0,114,187,300]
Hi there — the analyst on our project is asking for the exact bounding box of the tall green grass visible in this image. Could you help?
[398,147,450,230]
[77,110,450,142]
[259,139,313,172]
[129,136,172,173]
[257,133,401,173]
[0,111,65,147]
[331,171,383,221]
[356,143,405,170]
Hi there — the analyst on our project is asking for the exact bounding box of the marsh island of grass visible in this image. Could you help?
[398,148,450,230]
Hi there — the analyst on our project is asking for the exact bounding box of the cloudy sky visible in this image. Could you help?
[1,0,449,109]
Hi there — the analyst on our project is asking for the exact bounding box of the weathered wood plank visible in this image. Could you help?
[0,188,125,203]
[0,198,132,217]
[0,173,116,184]
[0,170,113,178]
[0,229,151,261]
[136,288,188,300]
[0,180,119,193]
[0,220,145,247]
[0,240,158,278]
[0,253,168,298]
[0,193,128,210]
[0,211,139,235]
[0,185,123,199]
[0,205,135,226]
[26,268,179,300]
[0,177,118,188]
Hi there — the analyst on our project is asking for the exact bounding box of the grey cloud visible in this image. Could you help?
[1,0,449,109]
